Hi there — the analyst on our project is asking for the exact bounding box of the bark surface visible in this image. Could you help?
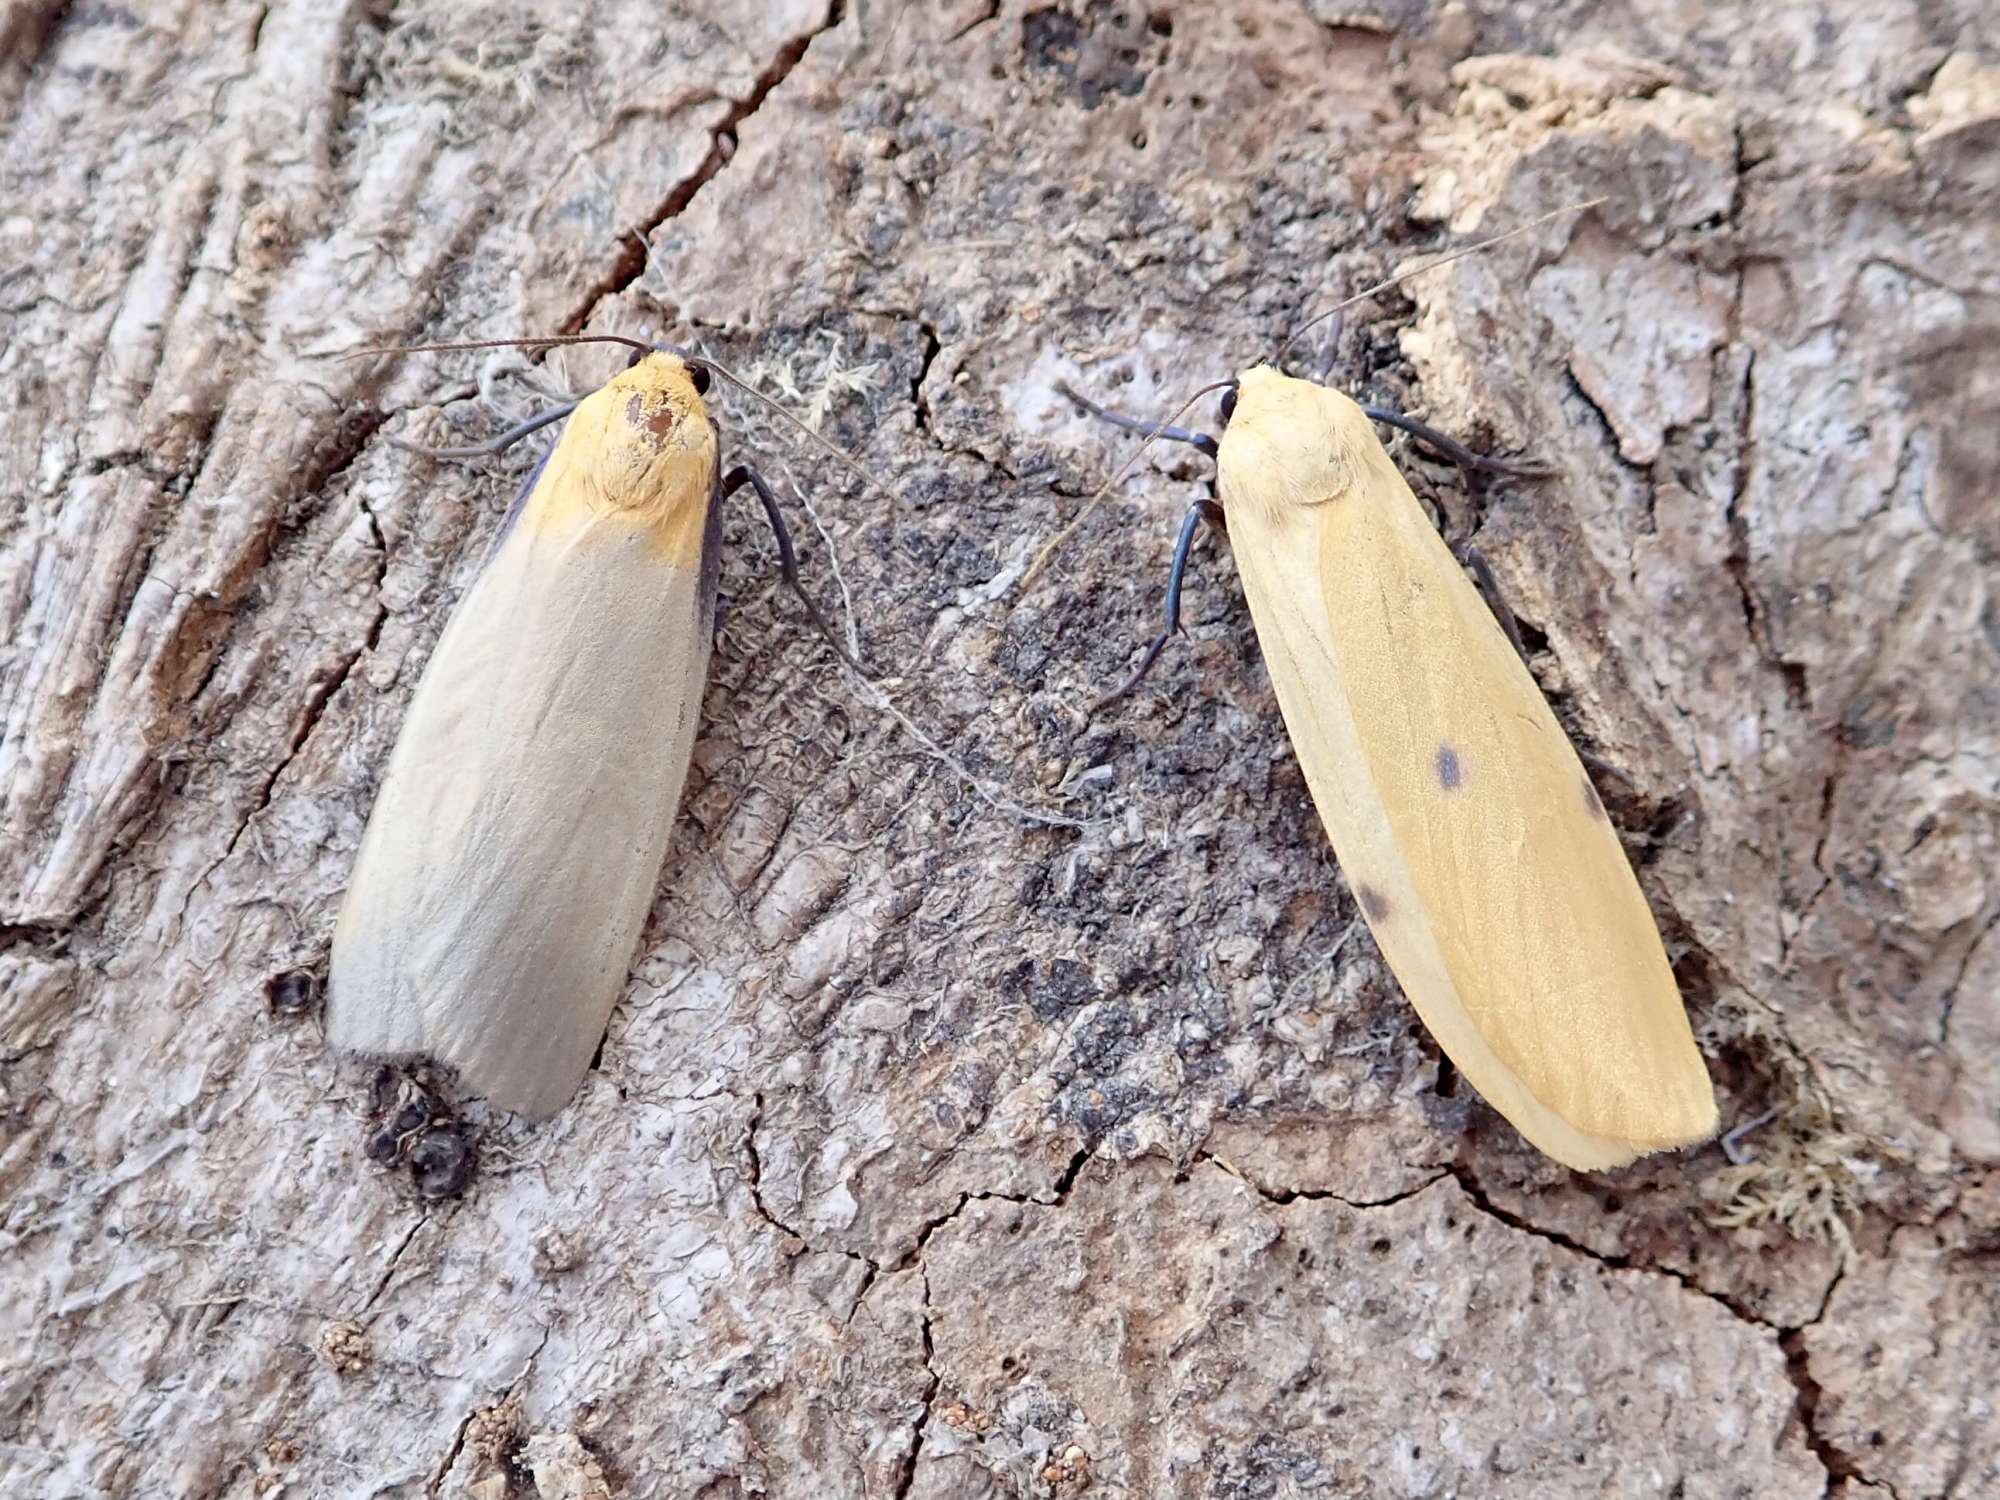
[2,2,1995,1497]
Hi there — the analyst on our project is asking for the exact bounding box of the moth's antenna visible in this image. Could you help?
[1018,201,1606,596]
[342,336,893,502]
[350,329,1091,831]
[691,358,893,503]
[1272,198,1606,366]
[1018,380,1236,594]
[335,334,655,358]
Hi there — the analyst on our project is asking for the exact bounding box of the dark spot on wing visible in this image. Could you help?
[648,401,678,438]
[1581,774,1608,821]
[1433,743,1462,791]
[1355,884,1392,922]
[624,392,646,428]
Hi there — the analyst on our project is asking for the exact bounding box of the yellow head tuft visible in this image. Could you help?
[1220,364,1396,521]
[526,352,719,563]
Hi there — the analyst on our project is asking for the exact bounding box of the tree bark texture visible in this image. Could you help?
[2,2,1996,1497]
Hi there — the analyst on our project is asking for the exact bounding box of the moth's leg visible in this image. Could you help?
[1721,1107,1778,1165]
[1093,499,1226,712]
[1454,541,1534,668]
[1056,381,1220,462]
[722,463,860,669]
[387,400,579,459]
[1055,377,1231,707]
[1367,403,1546,666]
[1360,405,1555,482]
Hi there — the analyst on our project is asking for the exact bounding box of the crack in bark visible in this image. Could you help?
[909,317,942,445]
[741,1091,848,1259]
[418,1328,556,1500]
[325,0,397,179]
[75,485,178,761]
[239,491,392,826]
[171,482,391,940]
[0,919,75,959]
[1716,117,1809,720]
[428,1403,481,1500]
[1229,1150,1796,1338]
[1778,1256,1881,1500]
[560,1,847,335]
[858,304,994,469]
[1560,365,1635,474]
[895,312,1025,479]
[741,1091,1090,1495]
[945,1,1002,46]
[889,1263,939,1500]
[875,1147,1090,1495]
[421,1331,550,1500]
[901,1143,1094,1268]
[115,394,382,936]
[745,1084,1094,1275]
[360,1213,429,1313]
[1448,1161,1758,1318]
[747,1114,1092,1431]
[1443,1162,1881,1494]
[1717,121,1844,987]
[1938,906,1999,1047]
[78,449,198,488]
[1783,766,1841,965]
[8,428,200,926]
[1207,1147,1880,1488]
[1719,356,1770,657]
[1200,1152,1450,1210]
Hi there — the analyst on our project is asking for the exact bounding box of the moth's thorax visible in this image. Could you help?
[530,353,719,562]
[1217,363,1393,525]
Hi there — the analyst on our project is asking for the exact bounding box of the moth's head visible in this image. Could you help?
[1228,362,1318,422]
[596,349,715,462]
[515,349,722,563]
[543,350,720,547]
[1218,363,1377,515]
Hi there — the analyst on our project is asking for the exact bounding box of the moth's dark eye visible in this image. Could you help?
[624,347,647,369]
[1219,386,1238,425]
[687,363,712,396]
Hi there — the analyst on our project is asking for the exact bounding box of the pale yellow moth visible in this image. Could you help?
[331,340,842,1121]
[1045,238,1718,1170]
[1216,366,1714,1169]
